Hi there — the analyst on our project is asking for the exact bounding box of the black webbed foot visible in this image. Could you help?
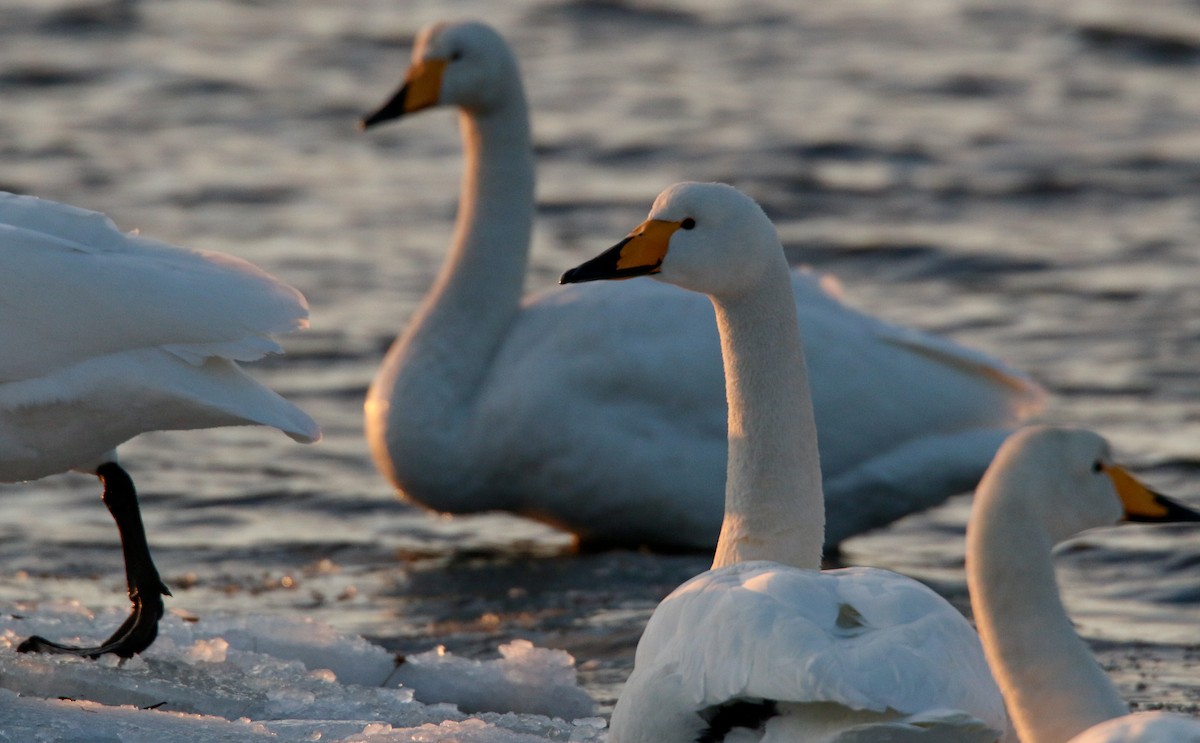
[17,462,170,659]
[16,588,167,659]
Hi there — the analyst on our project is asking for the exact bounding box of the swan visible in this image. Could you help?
[0,191,320,658]
[1068,713,1200,743]
[359,20,1045,552]
[967,426,1200,743]
[560,182,1010,742]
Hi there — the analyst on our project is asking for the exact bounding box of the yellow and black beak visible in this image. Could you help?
[1104,464,1200,523]
[360,58,448,129]
[560,219,682,284]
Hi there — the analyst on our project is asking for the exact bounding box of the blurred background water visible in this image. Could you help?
[1,0,1199,718]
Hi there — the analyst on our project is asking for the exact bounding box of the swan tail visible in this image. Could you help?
[878,331,1046,418]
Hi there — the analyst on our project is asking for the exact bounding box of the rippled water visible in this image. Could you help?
[2,0,1199,718]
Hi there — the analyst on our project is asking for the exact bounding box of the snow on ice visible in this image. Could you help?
[0,603,605,742]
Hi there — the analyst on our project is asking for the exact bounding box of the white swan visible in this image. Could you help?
[0,191,320,658]
[1069,713,1200,743]
[967,426,1200,743]
[560,182,1010,742]
[359,20,1045,552]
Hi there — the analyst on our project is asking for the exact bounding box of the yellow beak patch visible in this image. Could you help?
[402,58,448,113]
[615,219,682,272]
[1105,465,1168,519]
[559,219,684,284]
[1103,464,1200,523]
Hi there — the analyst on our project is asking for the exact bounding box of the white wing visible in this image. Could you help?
[0,193,308,383]
[0,193,318,480]
[610,562,1008,742]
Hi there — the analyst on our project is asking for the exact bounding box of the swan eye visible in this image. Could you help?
[680,218,696,230]
[1092,460,1104,473]
[450,50,463,61]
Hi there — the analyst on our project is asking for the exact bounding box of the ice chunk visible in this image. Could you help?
[0,604,605,743]
[387,640,597,720]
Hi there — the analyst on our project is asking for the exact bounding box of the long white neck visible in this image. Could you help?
[366,92,534,496]
[435,103,536,339]
[967,472,1128,743]
[710,262,824,570]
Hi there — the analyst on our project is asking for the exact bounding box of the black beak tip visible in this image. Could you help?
[1127,492,1200,524]
[559,267,582,285]
[360,85,409,132]
[1158,493,1200,522]
[1173,503,1200,522]
[359,110,391,131]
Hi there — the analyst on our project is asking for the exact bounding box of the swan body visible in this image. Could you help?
[1069,712,1200,743]
[0,191,318,656]
[361,20,1044,551]
[561,182,1010,742]
[967,426,1200,743]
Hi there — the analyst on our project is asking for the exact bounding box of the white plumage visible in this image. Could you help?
[0,191,318,656]
[0,192,319,479]
[967,426,1200,743]
[616,562,1007,743]
[1069,712,1200,743]
[561,182,1010,742]
[361,20,1044,552]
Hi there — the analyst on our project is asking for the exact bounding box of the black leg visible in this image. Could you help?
[18,462,171,659]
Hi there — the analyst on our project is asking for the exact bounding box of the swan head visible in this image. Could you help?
[361,20,521,127]
[560,182,785,299]
[979,426,1199,544]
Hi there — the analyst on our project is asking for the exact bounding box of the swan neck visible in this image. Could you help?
[447,101,535,307]
[400,99,534,366]
[710,267,824,571]
[364,92,534,502]
[967,477,1128,743]
[405,98,534,372]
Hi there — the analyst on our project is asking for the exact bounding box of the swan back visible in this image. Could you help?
[609,562,1010,742]
[1069,712,1200,743]
[622,562,1008,721]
